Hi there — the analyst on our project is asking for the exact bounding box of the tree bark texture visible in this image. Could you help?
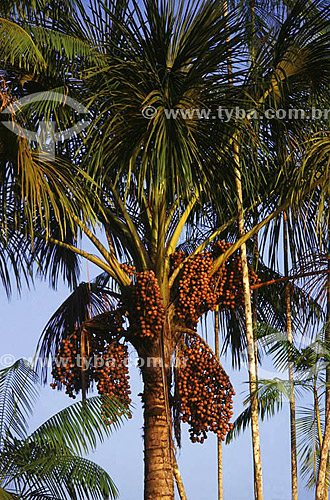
[283,212,298,500]
[141,351,174,500]
[234,148,263,500]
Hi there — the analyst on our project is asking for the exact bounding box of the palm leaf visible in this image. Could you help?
[4,440,118,500]
[296,404,323,489]
[0,359,38,448]
[37,275,120,381]
[29,395,130,455]
[0,18,45,70]
[226,376,307,443]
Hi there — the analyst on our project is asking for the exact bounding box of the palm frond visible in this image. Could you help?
[37,276,120,381]
[29,395,130,455]
[0,17,45,70]
[3,439,118,500]
[0,359,38,448]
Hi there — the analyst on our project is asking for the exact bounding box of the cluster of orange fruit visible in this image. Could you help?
[171,250,216,328]
[176,335,235,443]
[170,241,260,329]
[128,270,166,341]
[51,335,87,398]
[121,263,136,277]
[51,333,131,410]
[95,342,132,425]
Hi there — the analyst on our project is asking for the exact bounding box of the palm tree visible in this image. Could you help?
[0,358,130,499]
[288,224,330,499]
[225,332,329,495]
[4,1,330,499]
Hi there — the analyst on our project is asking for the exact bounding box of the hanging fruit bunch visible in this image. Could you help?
[126,270,166,341]
[170,240,260,329]
[212,240,259,309]
[51,310,132,416]
[175,334,235,443]
[94,341,131,402]
[172,250,216,328]
[51,334,87,398]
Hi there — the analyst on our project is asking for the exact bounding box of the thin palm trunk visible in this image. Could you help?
[316,405,330,500]
[248,6,261,492]
[252,219,259,498]
[234,143,263,500]
[252,216,259,378]
[283,211,298,500]
[215,308,223,500]
[315,227,330,499]
[314,381,323,449]
[224,10,262,495]
[173,451,187,500]
[324,247,330,500]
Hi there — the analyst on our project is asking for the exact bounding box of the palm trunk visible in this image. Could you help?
[252,215,259,380]
[315,232,330,500]
[215,308,223,500]
[234,144,263,500]
[283,212,298,500]
[141,348,174,500]
[316,406,330,500]
[324,252,330,500]
[314,381,323,450]
[172,451,187,500]
[252,219,259,498]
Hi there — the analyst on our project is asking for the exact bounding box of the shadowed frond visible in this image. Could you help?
[37,275,121,381]
[0,359,38,447]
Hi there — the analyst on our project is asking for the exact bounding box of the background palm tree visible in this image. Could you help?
[0,358,130,499]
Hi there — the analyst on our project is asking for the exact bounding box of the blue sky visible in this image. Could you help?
[0,263,315,500]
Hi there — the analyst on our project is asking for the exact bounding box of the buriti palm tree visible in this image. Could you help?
[4,1,330,499]
[0,358,130,499]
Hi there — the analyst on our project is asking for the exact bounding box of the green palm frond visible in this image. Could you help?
[226,376,307,444]
[0,359,38,447]
[29,395,130,455]
[2,439,117,500]
[5,441,118,500]
[296,404,324,489]
[0,0,77,21]
[0,17,45,70]
[0,219,32,297]
[225,406,252,444]
[30,26,104,68]
[226,378,287,443]
[0,359,127,499]
[83,0,245,206]
[267,334,329,377]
